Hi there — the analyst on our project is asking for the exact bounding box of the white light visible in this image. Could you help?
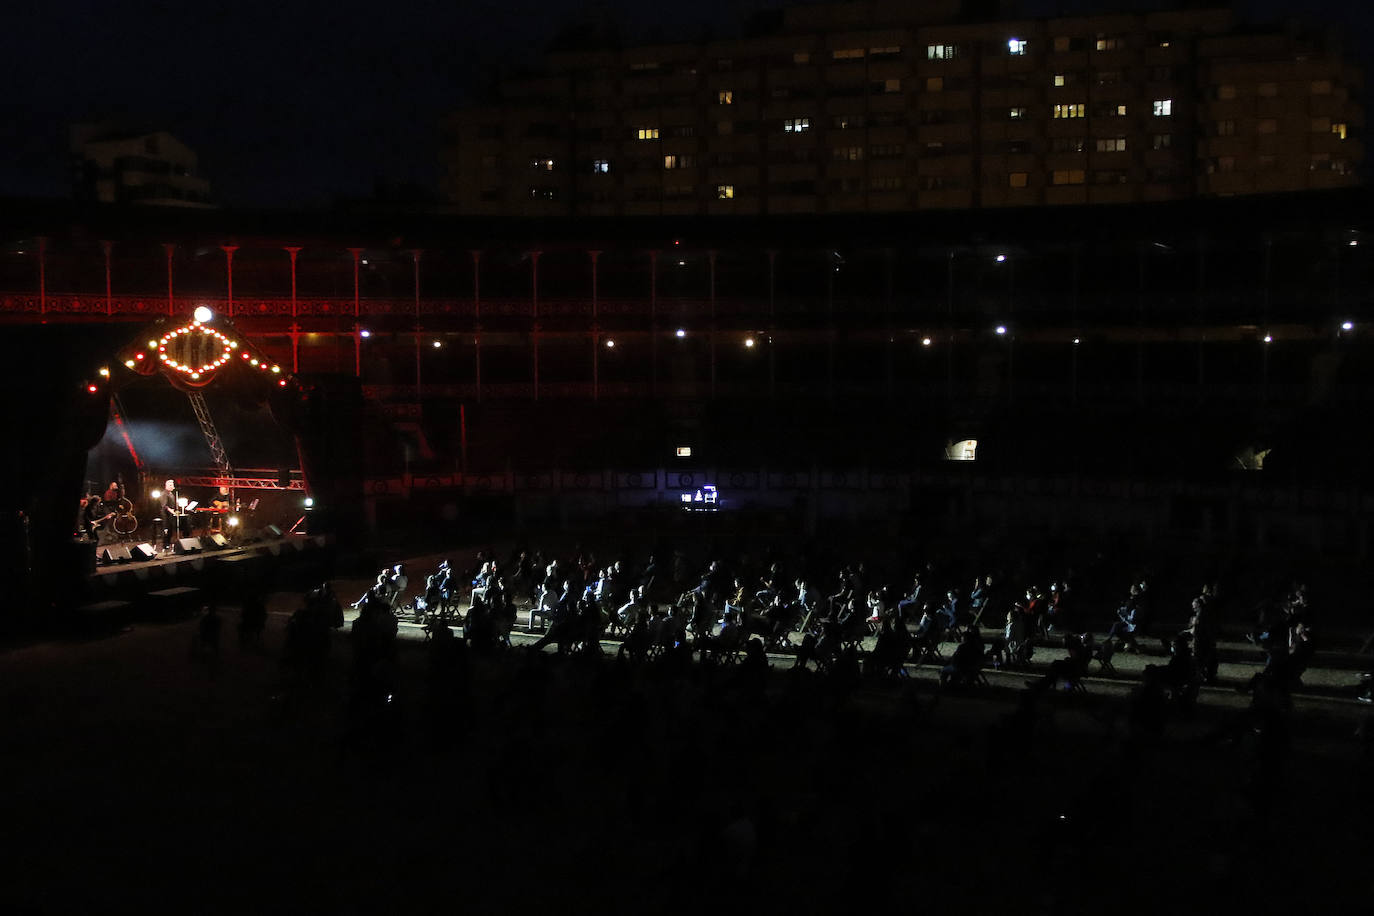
[605,339,615,348]
[921,337,932,347]
[151,489,162,500]
[361,259,368,265]
[1349,240,1358,247]
[227,516,239,527]
[432,340,442,348]
[744,338,755,348]
[1263,334,1273,343]
[98,367,109,377]
[1073,337,1081,345]
[1342,321,1354,331]
[678,260,686,266]
[995,254,1006,262]
[676,446,692,457]
[304,497,314,508]
[995,325,1007,336]
[177,497,189,508]
[124,360,135,368]
[675,328,686,338]
[360,329,371,338]
[193,306,213,323]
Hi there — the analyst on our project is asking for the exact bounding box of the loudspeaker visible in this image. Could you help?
[174,537,203,554]
[205,533,229,549]
[131,543,157,560]
[263,524,283,539]
[99,545,132,564]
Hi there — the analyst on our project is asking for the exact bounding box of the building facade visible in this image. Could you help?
[443,2,1362,216]
[71,124,214,208]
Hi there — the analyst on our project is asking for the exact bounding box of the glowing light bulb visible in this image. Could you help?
[194,306,213,323]
[921,337,932,347]
[744,338,755,348]
[675,328,686,338]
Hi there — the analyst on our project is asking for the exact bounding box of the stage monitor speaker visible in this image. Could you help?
[99,545,132,564]
[174,537,203,554]
[205,533,229,549]
[263,524,283,539]
[131,543,157,561]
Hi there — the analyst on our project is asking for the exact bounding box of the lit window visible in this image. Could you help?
[926,76,944,92]
[717,90,733,105]
[793,51,810,65]
[1053,103,1085,119]
[832,48,865,60]
[1008,38,1028,55]
[1051,169,1085,185]
[529,158,555,170]
[783,117,810,132]
[832,146,864,161]
[875,78,901,93]
[592,159,610,173]
[1009,107,1027,119]
[1217,84,1236,100]
[637,127,659,140]
[1258,82,1278,97]
[1152,99,1173,116]
[1257,119,1277,135]
[1095,35,1119,51]
[1151,133,1172,150]
[1053,74,1066,87]
[1216,120,1235,136]
[927,44,958,60]
[1008,171,1028,188]
[716,184,734,199]
[1311,80,1332,95]
[1333,122,1348,140]
[1095,137,1127,152]
[1113,104,1127,116]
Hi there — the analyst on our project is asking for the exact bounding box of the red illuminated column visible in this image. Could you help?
[221,245,238,318]
[470,249,482,402]
[590,249,600,401]
[348,248,363,378]
[531,250,541,401]
[37,236,47,320]
[164,244,176,316]
[101,240,113,316]
[285,247,301,373]
[412,249,423,403]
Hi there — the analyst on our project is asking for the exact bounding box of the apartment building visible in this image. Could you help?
[443,2,1362,216]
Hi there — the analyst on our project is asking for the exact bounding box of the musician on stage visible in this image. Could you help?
[103,480,123,505]
[160,478,182,552]
[81,492,110,542]
[211,486,231,510]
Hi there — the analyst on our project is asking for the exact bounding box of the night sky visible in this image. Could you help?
[1,0,1367,208]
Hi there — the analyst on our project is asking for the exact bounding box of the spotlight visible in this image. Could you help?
[227,515,239,527]
[1263,334,1273,343]
[995,254,1007,262]
[1342,321,1354,331]
[1073,337,1081,345]
[193,306,214,323]
[605,339,615,348]
[921,337,932,347]
[304,497,314,508]
[432,340,442,348]
[151,490,162,499]
[995,325,1007,336]
[675,328,686,338]
[360,329,371,338]
[98,367,109,377]
[87,384,98,393]
[744,337,755,348]
[124,360,135,368]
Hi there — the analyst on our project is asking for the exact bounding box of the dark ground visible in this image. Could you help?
[4,593,1374,914]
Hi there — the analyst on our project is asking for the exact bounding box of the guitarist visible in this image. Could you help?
[83,491,114,542]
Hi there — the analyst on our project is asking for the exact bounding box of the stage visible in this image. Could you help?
[79,533,335,612]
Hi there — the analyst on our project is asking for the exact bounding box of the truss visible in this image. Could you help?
[185,391,231,481]
[180,475,304,491]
